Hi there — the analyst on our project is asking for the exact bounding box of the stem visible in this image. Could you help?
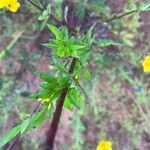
[45,58,77,150]
[104,9,138,22]
[25,0,43,11]
[25,0,62,25]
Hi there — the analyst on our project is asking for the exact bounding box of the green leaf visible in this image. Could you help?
[83,70,92,79]
[46,4,51,14]
[69,45,85,57]
[47,24,62,40]
[60,26,69,38]
[53,58,67,73]
[38,15,47,21]
[49,89,61,102]
[139,3,150,11]
[28,93,39,100]
[96,39,118,47]
[36,90,51,99]
[64,98,73,110]
[0,125,20,148]
[0,109,46,148]
[20,109,47,133]
[57,46,66,57]
[70,48,78,58]
[39,83,52,91]
[59,76,70,87]
[42,40,57,49]
[39,72,58,85]
[64,87,84,110]
[70,45,85,51]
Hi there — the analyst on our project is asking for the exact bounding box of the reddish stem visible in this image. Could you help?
[45,58,77,150]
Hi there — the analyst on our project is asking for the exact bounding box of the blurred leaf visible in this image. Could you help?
[39,72,58,85]
[64,87,84,110]
[139,3,150,11]
[0,30,24,60]
[0,125,20,148]
[47,24,62,40]
[0,109,46,148]
[82,70,92,79]
[20,109,47,133]
[38,4,51,21]
[53,58,67,73]
[96,39,119,47]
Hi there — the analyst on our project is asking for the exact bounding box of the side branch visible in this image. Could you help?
[25,0,62,24]
[25,0,43,11]
[104,9,138,22]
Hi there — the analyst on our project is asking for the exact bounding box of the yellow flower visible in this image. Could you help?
[142,55,150,72]
[0,0,20,12]
[37,98,49,104]
[6,0,20,12]
[0,0,8,8]
[96,140,112,150]
[37,98,51,109]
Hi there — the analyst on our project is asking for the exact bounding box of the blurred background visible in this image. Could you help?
[0,0,150,149]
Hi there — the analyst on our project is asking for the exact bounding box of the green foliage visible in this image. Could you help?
[82,70,92,79]
[139,3,150,11]
[95,39,119,47]
[1,1,150,149]
[46,24,85,58]
[0,109,46,148]
[64,87,84,110]
[29,72,70,103]
[38,4,51,21]
[0,125,20,148]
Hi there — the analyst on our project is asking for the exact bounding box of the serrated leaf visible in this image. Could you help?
[70,48,78,58]
[28,93,39,100]
[43,10,48,16]
[39,83,51,91]
[83,70,92,79]
[53,58,67,73]
[59,76,70,87]
[140,3,150,11]
[49,89,61,102]
[69,95,80,109]
[96,39,118,47]
[47,24,62,40]
[70,45,85,50]
[41,41,57,49]
[60,26,69,38]
[0,109,46,148]
[39,72,58,85]
[70,44,85,58]
[21,109,46,132]
[64,99,73,110]
[57,46,66,57]
[64,87,83,110]
[0,125,20,148]
[46,4,51,13]
[36,90,51,99]
[38,15,46,21]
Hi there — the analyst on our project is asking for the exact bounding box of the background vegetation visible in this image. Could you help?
[0,0,150,149]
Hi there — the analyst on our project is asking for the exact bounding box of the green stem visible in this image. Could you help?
[25,0,43,11]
